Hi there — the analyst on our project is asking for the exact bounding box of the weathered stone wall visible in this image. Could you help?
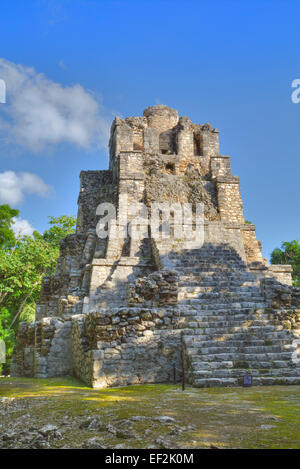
[210,156,231,178]
[144,155,219,221]
[77,170,115,234]
[11,323,35,377]
[204,223,247,261]
[72,307,182,388]
[267,265,294,286]
[250,264,293,286]
[127,270,178,306]
[144,105,179,133]
[87,258,151,311]
[216,177,244,223]
[241,225,264,264]
[71,314,94,385]
[262,277,300,308]
[11,318,72,379]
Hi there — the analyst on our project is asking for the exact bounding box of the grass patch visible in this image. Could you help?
[1,377,300,448]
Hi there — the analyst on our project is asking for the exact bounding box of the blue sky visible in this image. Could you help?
[0,0,299,259]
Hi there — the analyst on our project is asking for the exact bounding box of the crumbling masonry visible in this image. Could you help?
[12,105,300,387]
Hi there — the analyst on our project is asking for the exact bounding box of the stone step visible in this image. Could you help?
[184,319,274,327]
[187,349,300,360]
[178,313,270,321]
[178,282,261,293]
[168,251,243,256]
[179,314,262,321]
[189,341,299,355]
[182,330,295,340]
[166,246,300,389]
[193,378,239,387]
[190,361,300,372]
[168,251,243,255]
[173,262,248,267]
[179,275,257,282]
[171,257,248,262]
[173,263,247,269]
[189,351,298,363]
[176,269,248,274]
[178,289,262,296]
[179,282,260,289]
[179,306,265,314]
[179,278,258,284]
[179,300,265,307]
[184,325,288,335]
[192,367,300,377]
[193,376,300,387]
[187,338,298,347]
[178,295,264,303]
[174,265,247,271]
[181,301,266,309]
[188,344,297,354]
[178,276,259,283]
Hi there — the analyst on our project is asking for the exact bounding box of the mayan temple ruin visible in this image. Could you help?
[11,105,300,388]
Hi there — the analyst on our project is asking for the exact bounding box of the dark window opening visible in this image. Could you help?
[159,130,177,155]
[165,163,175,174]
[194,134,203,156]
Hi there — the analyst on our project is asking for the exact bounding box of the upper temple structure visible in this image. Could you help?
[12,105,300,388]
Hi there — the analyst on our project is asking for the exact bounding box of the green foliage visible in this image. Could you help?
[271,240,300,287]
[0,233,58,309]
[19,303,36,323]
[43,215,77,247]
[0,205,19,250]
[0,308,15,354]
[0,307,15,374]
[0,210,76,371]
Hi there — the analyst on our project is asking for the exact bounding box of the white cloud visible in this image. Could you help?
[0,171,52,206]
[0,58,110,151]
[12,217,35,238]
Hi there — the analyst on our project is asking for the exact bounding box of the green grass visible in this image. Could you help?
[1,377,300,448]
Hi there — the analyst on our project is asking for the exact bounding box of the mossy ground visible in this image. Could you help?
[1,377,300,448]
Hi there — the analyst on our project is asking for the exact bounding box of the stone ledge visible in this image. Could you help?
[119,173,144,180]
[211,155,231,159]
[92,257,151,267]
[216,176,240,184]
[268,265,293,273]
[249,263,268,272]
[119,150,143,154]
[240,223,256,231]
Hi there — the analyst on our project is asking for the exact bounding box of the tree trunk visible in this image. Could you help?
[9,280,40,329]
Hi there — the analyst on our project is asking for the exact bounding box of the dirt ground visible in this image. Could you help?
[1,377,300,449]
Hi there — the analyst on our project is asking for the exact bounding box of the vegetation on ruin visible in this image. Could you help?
[271,240,300,287]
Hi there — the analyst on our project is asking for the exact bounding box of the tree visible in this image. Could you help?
[0,213,76,371]
[271,240,300,287]
[0,307,16,374]
[0,232,59,328]
[43,215,77,247]
[0,205,19,250]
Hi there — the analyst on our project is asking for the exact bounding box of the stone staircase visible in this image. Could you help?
[168,244,300,387]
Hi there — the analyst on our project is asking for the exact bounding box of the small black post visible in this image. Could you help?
[181,332,185,391]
